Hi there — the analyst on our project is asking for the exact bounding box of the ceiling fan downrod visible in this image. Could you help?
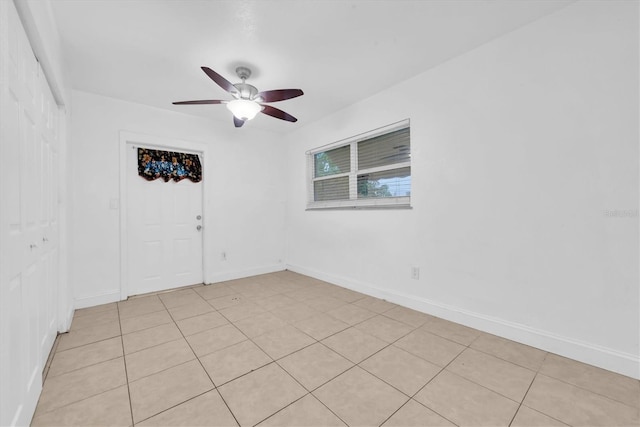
[233,66,258,100]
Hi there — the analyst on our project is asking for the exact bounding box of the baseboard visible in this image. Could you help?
[73,290,121,310]
[72,264,286,309]
[60,305,74,333]
[286,263,640,380]
[207,263,286,284]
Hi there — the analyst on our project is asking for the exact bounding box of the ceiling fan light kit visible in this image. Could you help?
[173,66,303,128]
[226,99,263,121]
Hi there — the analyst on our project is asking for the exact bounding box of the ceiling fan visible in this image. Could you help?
[173,66,303,128]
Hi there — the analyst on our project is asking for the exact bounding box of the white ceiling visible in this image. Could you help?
[50,0,572,133]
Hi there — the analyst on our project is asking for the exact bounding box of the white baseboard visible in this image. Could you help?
[72,264,286,310]
[286,263,640,380]
[73,290,121,310]
[207,263,286,284]
[60,305,74,333]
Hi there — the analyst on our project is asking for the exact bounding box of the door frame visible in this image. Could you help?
[119,131,210,300]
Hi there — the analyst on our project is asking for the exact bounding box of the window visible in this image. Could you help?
[307,120,411,209]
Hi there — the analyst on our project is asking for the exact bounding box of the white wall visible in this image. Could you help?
[284,1,639,378]
[70,90,287,307]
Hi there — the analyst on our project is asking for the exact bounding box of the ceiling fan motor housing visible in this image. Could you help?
[234,82,259,100]
[233,67,258,100]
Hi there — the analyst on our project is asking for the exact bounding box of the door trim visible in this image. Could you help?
[118,131,210,300]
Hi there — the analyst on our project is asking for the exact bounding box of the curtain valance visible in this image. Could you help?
[138,148,202,183]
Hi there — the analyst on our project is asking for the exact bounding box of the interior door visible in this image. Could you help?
[37,58,60,368]
[126,144,204,296]
[0,2,60,425]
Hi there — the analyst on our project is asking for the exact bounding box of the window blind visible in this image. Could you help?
[314,176,350,201]
[357,128,410,170]
[314,145,350,178]
[307,119,411,209]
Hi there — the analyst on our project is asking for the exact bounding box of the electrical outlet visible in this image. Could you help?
[221,252,227,261]
[411,267,420,280]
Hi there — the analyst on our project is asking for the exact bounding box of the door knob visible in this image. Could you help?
[196,215,202,220]
[196,225,202,231]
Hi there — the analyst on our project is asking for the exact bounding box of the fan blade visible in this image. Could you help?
[201,67,238,95]
[260,105,297,122]
[260,104,298,122]
[234,116,245,128]
[172,100,226,105]
[257,89,303,103]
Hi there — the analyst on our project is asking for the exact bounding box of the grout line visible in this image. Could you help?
[31,384,130,419]
[212,359,275,389]
[231,299,352,425]
[121,318,175,337]
[534,371,640,412]
[378,397,460,427]
[158,296,243,427]
[267,360,349,427]
[464,342,546,372]
[354,321,459,426]
[45,352,123,380]
[508,370,539,427]
[249,393,312,426]
[378,323,541,407]
[72,303,119,319]
[119,307,168,323]
[66,314,120,332]
[533,371,640,411]
[514,403,571,427]
[274,341,346,393]
[252,309,412,425]
[54,330,121,353]
[260,308,439,426]
[131,388,216,426]
[115,303,135,427]
[395,348,466,427]
[255,336,318,364]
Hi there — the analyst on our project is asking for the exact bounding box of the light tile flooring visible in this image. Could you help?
[33,271,639,426]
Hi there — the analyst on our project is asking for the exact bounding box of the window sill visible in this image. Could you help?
[306,205,412,211]
[306,197,412,211]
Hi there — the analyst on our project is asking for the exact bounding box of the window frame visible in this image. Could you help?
[306,119,411,210]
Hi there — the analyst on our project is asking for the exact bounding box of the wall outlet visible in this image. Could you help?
[221,251,227,261]
[411,266,420,280]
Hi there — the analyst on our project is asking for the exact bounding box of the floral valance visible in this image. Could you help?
[138,148,202,183]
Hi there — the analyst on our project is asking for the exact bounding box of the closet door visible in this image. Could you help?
[37,59,59,369]
[0,1,60,425]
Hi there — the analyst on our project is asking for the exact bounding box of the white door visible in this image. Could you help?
[0,1,60,426]
[37,59,60,368]
[126,144,204,296]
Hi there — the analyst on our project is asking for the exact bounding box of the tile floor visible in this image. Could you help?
[33,271,639,426]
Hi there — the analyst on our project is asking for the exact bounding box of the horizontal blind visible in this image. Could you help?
[314,176,349,201]
[314,145,350,178]
[357,127,410,170]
